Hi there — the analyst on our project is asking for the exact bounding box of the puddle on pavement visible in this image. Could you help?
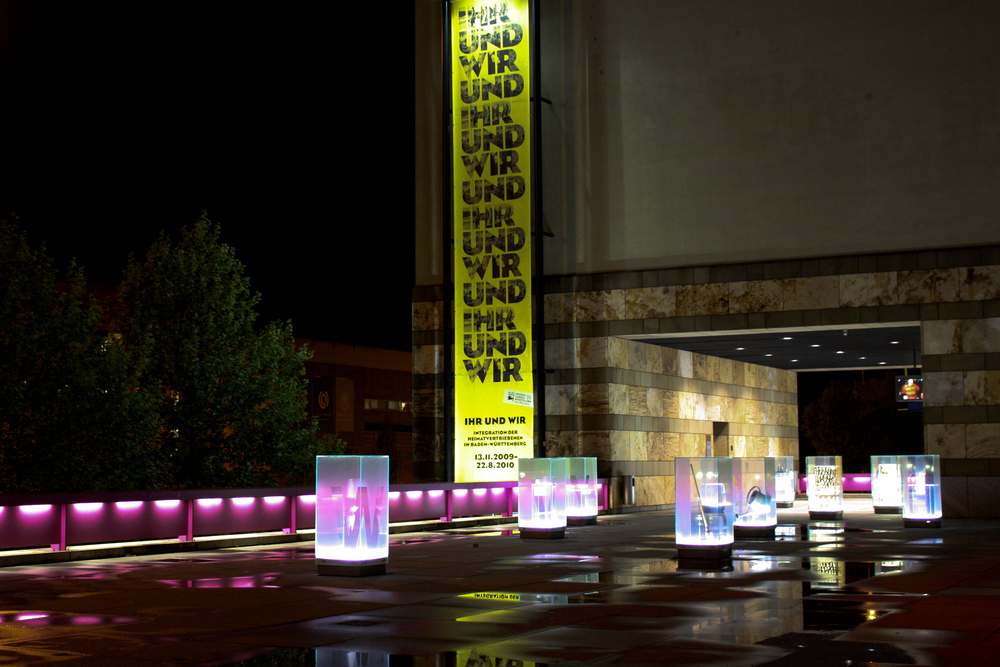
[0,611,140,627]
[157,572,282,588]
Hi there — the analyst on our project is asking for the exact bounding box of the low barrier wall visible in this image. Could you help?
[0,481,609,553]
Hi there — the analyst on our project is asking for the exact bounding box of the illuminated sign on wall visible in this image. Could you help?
[450,0,534,483]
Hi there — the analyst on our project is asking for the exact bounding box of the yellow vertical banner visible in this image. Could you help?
[450,0,533,482]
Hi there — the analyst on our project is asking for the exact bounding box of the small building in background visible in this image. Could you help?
[299,340,412,483]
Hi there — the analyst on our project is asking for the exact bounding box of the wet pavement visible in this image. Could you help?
[1,496,1000,665]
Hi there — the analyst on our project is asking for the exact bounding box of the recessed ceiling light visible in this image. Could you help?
[736,347,744,351]
[890,341,899,344]
[837,350,844,354]
[791,359,798,363]
[765,353,773,357]
[879,361,886,365]
[811,344,820,348]
[783,337,792,340]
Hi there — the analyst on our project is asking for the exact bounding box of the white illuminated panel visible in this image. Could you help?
[901,455,941,524]
[676,457,734,548]
[773,455,797,506]
[807,456,843,515]
[316,456,389,574]
[734,457,776,528]
[563,457,598,521]
[517,458,567,536]
[871,455,903,512]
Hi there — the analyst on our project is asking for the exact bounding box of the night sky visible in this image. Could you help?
[2,3,414,351]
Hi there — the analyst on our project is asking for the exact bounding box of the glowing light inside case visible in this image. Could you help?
[315,456,389,563]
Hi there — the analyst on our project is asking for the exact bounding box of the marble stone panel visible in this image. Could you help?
[782,276,839,311]
[678,349,693,378]
[544,431,576,458]
[609,336,629,367]
[922,320,962,356]
[968,477,1000,519]
[575,290,625,322]
[545,385,574,416]
[924,371,965,407]
[543,293,571,324]
[962,318,1000,354]
[964,371,1000,405]
[628,386,650,416]
[728,280,783,313]
[649,432,672,460]
[676,282,729,316]
[705,395,724,422]
[413,344,444,374]
[926,423,966,458]
[660,389,680,418]
[580,383,611,415]
[941,476,968,519]
[636,475,670,506]
[966,423,1000,458]
[730,435,748,457]
[625,286,676,320]
[840,272,898,307]
[628,340,662,373]
[610,383,629,415]
[631,431,651,461]
[412,301,443,331]
[578,337,609,368]
[661,347,680,376]
[609,430,631,461]
[961,266,1000,301]
[718,358,734,385]
[897,269,960,304]
[579,431,611,459]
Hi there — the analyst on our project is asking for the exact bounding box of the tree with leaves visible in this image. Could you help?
[0,220,166,493]
[113,215,335,488]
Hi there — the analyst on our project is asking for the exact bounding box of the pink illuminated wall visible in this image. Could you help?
[0,479,608,554]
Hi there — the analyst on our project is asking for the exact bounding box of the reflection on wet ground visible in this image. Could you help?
[1,500,999,665]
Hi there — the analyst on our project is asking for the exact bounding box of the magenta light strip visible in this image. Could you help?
[0,480,607,554]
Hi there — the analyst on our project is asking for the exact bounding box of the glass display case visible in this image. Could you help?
[316,455,389,576]
[806,456,843,519]
[564,457,599,525]
[901,455,941,528]
[871,455,903,514]
[675,457,734,559]
[733,457,777,538]
[518,457,567,538]
[773,456,797,508]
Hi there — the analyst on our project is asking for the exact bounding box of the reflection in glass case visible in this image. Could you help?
[871,455,903,514]
[807,456,843,519]
[564,457,599,525]
[518,457,567,538]
[675,457,734,559]
[316,456,389,576]
[734,457,777,538]
[773,456,797,508]
[901,455,941,528]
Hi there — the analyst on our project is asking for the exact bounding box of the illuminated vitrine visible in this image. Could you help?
[773,456,797,508]
[315,456,389,576]
[807,456,843,519]
[517,457,567,538]
[733,457,777,538]
[901,455,941,528]
[871,455,903,514]
[675,457,734,559]
[564,457,599,525]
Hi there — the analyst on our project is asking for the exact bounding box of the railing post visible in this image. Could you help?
[52,504,67,551]
[507,486,514,517]
[445,489,453,522]
[285,495,297,535]
[183,499,194,542]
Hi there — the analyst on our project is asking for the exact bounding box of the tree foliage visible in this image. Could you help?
[801,374,924,473]
[112,215,334,488]
[0,220,166,493]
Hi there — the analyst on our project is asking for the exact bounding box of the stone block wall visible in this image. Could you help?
[544,336,798,509]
